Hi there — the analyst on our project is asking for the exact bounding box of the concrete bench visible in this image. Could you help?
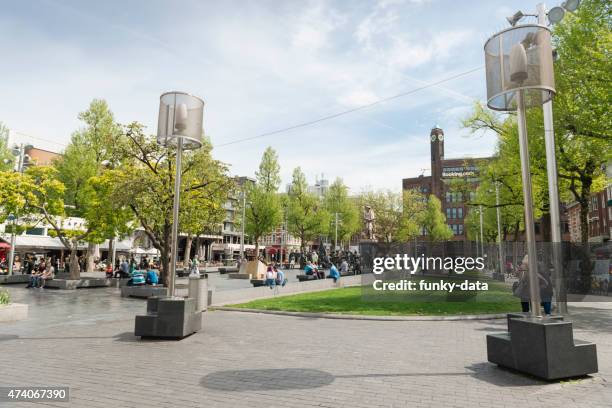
[121,285,167,298]
[0,274,31,284]
[250,279,265,287]
[487,313,597,380]
[44,278,112,290]
[297,274,328,282]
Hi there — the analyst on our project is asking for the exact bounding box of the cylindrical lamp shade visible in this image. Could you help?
[484,24,555,111]
[157,91,205,150]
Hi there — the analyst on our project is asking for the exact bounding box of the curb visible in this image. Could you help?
[211,307,507,321]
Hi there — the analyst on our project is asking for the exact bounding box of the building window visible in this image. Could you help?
[459,224,464,235]
[452,208,457,219]
[446,192,451,202]
[458,207,463,219]
[446,208,451,219]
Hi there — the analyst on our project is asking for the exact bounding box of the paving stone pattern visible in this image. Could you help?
[0,287,610,408]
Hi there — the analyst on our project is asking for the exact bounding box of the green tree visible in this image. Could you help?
[53,99,124,272]
[244,149,283,257]
[255,147,281,193]
[358,189,426,245]
[463,0,610,244]
[108,122,232,285]
[422,195,453,241]
[323,178,360,249]
[287,167,330,258]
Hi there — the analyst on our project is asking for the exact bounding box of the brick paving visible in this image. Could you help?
[0,287,610,408]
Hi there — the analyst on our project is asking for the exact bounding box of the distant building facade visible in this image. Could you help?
[402,126,489,241]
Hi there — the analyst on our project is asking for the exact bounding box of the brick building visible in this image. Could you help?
[566,184,612,243]
[402,126,490,241]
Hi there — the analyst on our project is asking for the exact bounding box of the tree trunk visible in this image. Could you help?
[195,236,201,259]
[108,238,114,264]
[86,242,96,273]
[184,235,193,264]
[160,224,172,287]
[513,221,521,242]
[541,212,551,243]
[69,242,80,280]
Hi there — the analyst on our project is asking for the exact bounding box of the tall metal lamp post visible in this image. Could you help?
[157,92,205,297]
[505,0,579,316]
[486,2,598,380]
[484,23,556,316]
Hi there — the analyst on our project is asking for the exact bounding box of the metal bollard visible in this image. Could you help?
[188,273,208,312]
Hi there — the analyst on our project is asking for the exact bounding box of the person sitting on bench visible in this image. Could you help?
[274,266,287,287]
[304,261,316,277]
[265,266,276,289]
[114,259,130,279]
[328,263,340,283]
[146,268,159,285]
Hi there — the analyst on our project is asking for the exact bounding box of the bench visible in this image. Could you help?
[44,278,113,290]
[250,279,265,287]
[297,274,320,282]
[487,313,598,379]
[0,274,31,284]
[121,285,167,298]
[219,267,239,274]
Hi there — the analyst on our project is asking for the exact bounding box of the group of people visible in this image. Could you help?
[303,259,348,282]
[264,263,287,289]
[25,258,55,289]
[106,257,159,286]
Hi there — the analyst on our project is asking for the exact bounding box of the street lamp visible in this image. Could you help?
[485,23,556,316]
[157,91,205,297]
[506,0,579,315]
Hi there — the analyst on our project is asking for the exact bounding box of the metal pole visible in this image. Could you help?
[495,182,504,276]
[537,2,567,315]
[517,90,542,317]
[240,189,245,260]
[7,143,25,276]
[479,205,485,258]
[168,137,184,297]
[111,238,116,272]
[334,212,338,250]
[283,213,287,264]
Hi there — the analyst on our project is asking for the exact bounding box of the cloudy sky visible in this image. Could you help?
[1,0,540,192]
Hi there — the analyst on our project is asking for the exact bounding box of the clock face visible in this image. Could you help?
[431,135,437,142]
[438,134,444,141]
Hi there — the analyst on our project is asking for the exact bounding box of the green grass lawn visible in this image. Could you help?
[229,279,521,316]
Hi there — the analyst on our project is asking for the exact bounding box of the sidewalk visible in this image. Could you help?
[0,286,610,407]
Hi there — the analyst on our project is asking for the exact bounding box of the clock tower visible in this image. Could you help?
[430,126,444,200]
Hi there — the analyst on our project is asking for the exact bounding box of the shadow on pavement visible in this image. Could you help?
[466,362,564,386]
[0,331,168,343]
[201,368,335,391]
[201,368,474,391]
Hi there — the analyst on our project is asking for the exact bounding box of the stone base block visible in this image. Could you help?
[45,279,112,289]
[218,267,239,274]
[487,313,598,380]
[228,273,251,279]
[250,279,265,287]
[0,303,28,322]
[0,275,31,284]
[135,297,202,339]
[121,285,168,298]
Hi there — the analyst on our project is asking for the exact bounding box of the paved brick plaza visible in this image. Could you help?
[1,287,611,408]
